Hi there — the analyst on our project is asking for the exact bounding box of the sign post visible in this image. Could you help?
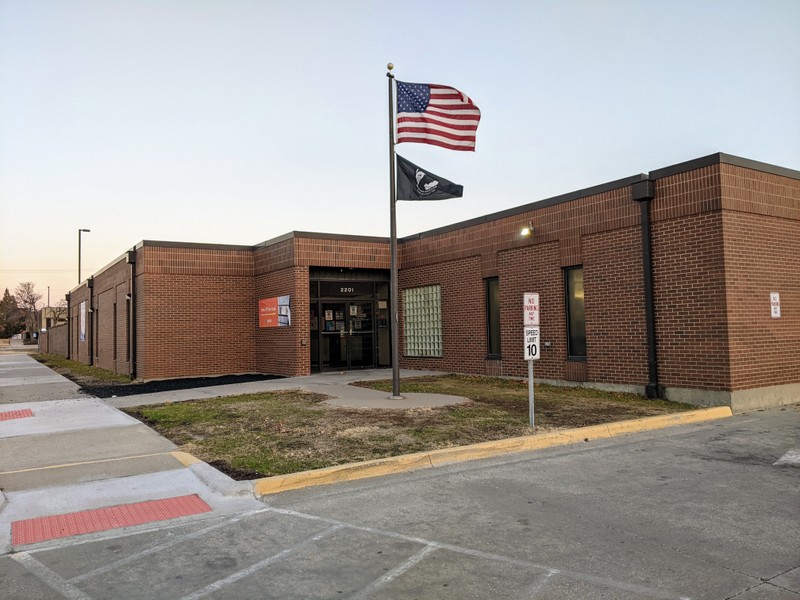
[524,324,540,428]
[523,293,541,428]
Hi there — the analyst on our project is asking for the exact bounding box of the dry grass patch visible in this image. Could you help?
[123,375,692,480]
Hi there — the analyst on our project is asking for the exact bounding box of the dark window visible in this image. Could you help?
[113,303,117,361]
[486,278,501,356]
[125,298,131,362]
[565,267,586,358]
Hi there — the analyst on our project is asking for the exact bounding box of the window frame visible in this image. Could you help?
[485,277,501,358]
[564,266,587,359]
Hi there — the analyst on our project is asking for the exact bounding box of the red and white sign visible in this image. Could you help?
[523,293,540,326]
[259,297,279,328]
[771,292,781,319]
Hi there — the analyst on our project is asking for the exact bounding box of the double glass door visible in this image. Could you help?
[319,301,374,369]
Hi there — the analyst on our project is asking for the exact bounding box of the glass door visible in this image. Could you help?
[319,301,375,370]
[347,301,374,368]
[320,302,347,369]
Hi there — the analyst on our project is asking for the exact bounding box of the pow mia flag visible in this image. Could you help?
[396,154,463,201]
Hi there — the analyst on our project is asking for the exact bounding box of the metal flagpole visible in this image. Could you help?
[387,62,403,399]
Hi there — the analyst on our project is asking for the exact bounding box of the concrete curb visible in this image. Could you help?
[170,452,254,498]
[253,406,733,497]
[0,490,6,515]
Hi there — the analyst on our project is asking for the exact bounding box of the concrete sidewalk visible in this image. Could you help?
[105,368,469,410]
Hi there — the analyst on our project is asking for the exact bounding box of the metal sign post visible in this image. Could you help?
[524,325,540,428]
[523,292,541,428]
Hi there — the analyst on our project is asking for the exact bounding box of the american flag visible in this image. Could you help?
[395,81,481,151]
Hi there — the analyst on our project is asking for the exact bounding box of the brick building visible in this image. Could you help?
[54,153,799,412]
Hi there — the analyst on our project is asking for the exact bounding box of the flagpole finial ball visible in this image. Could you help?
[387,63,394,71]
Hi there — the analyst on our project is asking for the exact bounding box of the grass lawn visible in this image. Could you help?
[32,353,132,384]
[122,375,693,480]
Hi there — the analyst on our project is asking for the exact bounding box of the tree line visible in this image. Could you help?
[0,282,66,338]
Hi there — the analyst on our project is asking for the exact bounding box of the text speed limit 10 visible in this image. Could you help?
[524,326,540,360]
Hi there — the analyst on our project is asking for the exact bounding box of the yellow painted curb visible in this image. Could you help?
[170,451,203,467]
[253,406,733,497]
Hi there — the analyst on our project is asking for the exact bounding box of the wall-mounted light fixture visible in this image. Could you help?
[520,221,534,237]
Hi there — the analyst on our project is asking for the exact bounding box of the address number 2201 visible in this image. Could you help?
[340,287,355,293]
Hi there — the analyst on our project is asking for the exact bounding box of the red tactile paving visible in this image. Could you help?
[0,408,35,422]
[12,494,212,545]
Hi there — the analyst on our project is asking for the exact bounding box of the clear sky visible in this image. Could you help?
[1,0,799,307]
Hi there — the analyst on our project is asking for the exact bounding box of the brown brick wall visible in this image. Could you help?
[253,235,390,275]
[496,241,566,380]
[398,183,644,385]
[644,164,800,393]
[583,226,649,386]
[720,163,800,219]
[254,266,309,377]
[68,284,91,365]
[398,255,485,373]
[651,211,730,390]
[135,245,255,380]
[40,323,68,356]
[295,237,390,269]
[91,258,131,375]
[721,190,800,391]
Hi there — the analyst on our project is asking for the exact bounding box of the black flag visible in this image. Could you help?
[396,154,463,201]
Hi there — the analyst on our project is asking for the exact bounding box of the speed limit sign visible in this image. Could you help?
[524,326,540,360]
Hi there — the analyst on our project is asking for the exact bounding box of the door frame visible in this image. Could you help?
[310,276,390,372]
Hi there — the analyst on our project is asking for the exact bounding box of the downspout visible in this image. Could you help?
[631,178,662,399]
[87,277,94,366]
[65,292,71,360]
[127,250,137,379]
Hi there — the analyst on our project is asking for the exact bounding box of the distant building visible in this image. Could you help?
[50,153,800,412]
[38,305,68,331]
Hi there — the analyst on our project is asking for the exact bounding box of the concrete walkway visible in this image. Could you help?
[105,368,469,410]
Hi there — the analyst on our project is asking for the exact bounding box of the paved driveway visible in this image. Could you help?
[2,404,798,599]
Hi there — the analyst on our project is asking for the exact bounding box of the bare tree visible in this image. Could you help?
[42,299,68,329]
[50,299,68,323]
[14,282,42,333]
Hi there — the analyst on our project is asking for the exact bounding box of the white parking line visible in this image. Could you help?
[348,544,439,600]
[177,525,343,600]
[774,449,800,466]
[12,552,96,600]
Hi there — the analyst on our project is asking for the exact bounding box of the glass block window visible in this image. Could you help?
[403,285,443,357]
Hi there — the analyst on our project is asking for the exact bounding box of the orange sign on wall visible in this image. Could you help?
[259,298,278,328]
[259,295,291,328]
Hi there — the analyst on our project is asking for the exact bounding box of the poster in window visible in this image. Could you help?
[79,301,86,341]
[259,295,291,327]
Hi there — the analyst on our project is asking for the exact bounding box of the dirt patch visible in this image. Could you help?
[75,374,283,399]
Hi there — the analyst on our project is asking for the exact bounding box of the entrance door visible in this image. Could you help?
[347,301,374,368]
[320,301,375,370]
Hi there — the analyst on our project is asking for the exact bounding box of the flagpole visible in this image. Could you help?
[387,62,402,399]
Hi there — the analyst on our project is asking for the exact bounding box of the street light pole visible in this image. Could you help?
[78,228,90,284]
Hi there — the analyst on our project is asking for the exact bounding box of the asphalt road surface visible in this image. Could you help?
[2,404,798,599]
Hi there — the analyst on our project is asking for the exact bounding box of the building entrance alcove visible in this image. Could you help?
[309,268,391,372]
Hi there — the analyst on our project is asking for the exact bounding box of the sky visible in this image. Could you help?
[1,0,799,307]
